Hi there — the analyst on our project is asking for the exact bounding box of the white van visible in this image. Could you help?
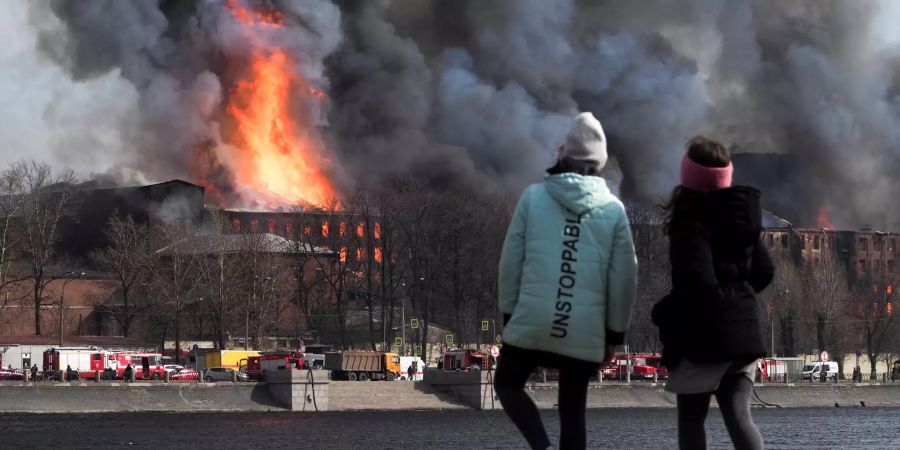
[399,356,425,381]
[802,361,839,381]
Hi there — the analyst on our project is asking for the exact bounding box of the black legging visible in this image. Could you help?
[677,374,763,450]
[495,348,595,450]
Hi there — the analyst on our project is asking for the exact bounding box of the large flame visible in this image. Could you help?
[196,0,335,208]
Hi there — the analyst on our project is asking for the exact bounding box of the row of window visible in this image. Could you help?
[765,233,899,254]
[858,259,896,274]
[230,218,382,240]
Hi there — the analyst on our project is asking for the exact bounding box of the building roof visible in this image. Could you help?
[763,210,792,229]
[156,233,332,256]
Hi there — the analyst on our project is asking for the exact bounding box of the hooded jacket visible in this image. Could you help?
[652,186,774,366]
[498,173,638,363]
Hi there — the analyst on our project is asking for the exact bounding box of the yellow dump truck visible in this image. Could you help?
[325,351,401,381]
[189,349,260,371]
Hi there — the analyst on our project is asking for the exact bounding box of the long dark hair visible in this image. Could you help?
[663,136,731,235]
[546,157,600,176]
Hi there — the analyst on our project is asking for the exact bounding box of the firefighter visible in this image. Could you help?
[30,364,37,381]
[124,364,134,383]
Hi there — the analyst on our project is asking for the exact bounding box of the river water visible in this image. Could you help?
[2,407,898,449]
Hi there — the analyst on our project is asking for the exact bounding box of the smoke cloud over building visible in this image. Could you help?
[5,0,900,228]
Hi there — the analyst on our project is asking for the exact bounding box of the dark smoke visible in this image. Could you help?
[28,0,900,228]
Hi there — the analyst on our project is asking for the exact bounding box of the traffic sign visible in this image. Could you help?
[410,318,419,329]
[481,320,489,331]
[394,337,402,345]
[299,344,306,353]
[414,344,422,354]
[490,345,500,358]
[495,334,502,344]
[445,334,454,344]
[820,350,829,362]
[856,350,862,358]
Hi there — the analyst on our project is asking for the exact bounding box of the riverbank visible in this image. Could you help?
[2,380,900,413]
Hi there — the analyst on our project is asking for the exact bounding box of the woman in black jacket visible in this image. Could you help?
[652,136,774,450]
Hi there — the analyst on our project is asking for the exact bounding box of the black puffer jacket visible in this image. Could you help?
[652,186,774,367]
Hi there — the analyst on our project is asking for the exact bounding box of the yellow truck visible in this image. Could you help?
[325,351,401,381]
[189,349,259,371]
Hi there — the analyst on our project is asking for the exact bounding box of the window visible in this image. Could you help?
[859,259,866,272]
[356,248,365,262]
[889,260,895,273]
[890,238,897,252]
[875,261,881,273]
[813,236,820,250]
[374,222,382,239]
[339,222,347,238]
[285,223,294,237]
[356,223,365,238]
[321,221,329,237]
[859,238,868,251]
[339,247,348,263]
[304,226,312,236]
[251,220,260,232]
[781,235,788,248]
[268,219,277,234]
[374,247,383,263]
[766,234,774,247]
[232,219,241,232]
[800,237,806,250]
[876,240,883,251]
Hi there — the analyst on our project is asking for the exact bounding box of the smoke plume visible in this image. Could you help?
[8,0,900,228]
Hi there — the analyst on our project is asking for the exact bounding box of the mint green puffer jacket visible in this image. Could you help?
[499,173,637,363]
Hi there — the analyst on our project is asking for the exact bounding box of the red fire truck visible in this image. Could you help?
[441,349,488,371]
[43,348,109,380]
[241,351,304,381]
[109,352,166,380]
[600,353,667,380]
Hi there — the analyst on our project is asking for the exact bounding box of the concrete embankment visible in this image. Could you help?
[2,376,900,413]
[0,382,287,413]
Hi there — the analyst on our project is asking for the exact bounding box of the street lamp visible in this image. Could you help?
[59,271,86,347]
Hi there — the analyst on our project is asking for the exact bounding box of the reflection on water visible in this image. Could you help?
[2,407,898,449]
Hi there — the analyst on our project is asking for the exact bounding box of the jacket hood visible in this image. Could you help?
[702,185,762,248]
[543,173,615,214]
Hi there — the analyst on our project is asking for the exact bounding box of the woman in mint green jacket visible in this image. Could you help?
[496,112,638,450]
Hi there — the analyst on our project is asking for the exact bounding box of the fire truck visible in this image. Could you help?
[441,349,488,371]
[600,353,666,380]
[241,351,304,381]
[109,352,166,380]
[43,348,110,380]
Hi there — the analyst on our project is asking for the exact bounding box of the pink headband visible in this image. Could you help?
[680,153,733,192]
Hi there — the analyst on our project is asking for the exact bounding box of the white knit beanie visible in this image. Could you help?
[559,112,608,170]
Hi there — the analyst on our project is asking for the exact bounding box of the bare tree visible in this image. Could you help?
[802,256,853,359]
[857,272,900,379]
[0,168,26,331]
[14,160,77,335]
[90,213,151,337]
[196,210,248,349]
[148,221,205,364]
[758,257,803,356]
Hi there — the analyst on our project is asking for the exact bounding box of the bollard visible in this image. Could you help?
[164,371,170,383]
[653,372,658,383]
[232,370,237,382]
[95,370,101,383]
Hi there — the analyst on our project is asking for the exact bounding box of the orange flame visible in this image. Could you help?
[195,0,335,209]
[816,205,834,229]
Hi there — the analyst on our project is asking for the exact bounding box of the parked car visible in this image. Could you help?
[0,369,25,381]
[169,368,198,381]
[802,361,839,381]
[163,364,184,373]
[203,367,248,382]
